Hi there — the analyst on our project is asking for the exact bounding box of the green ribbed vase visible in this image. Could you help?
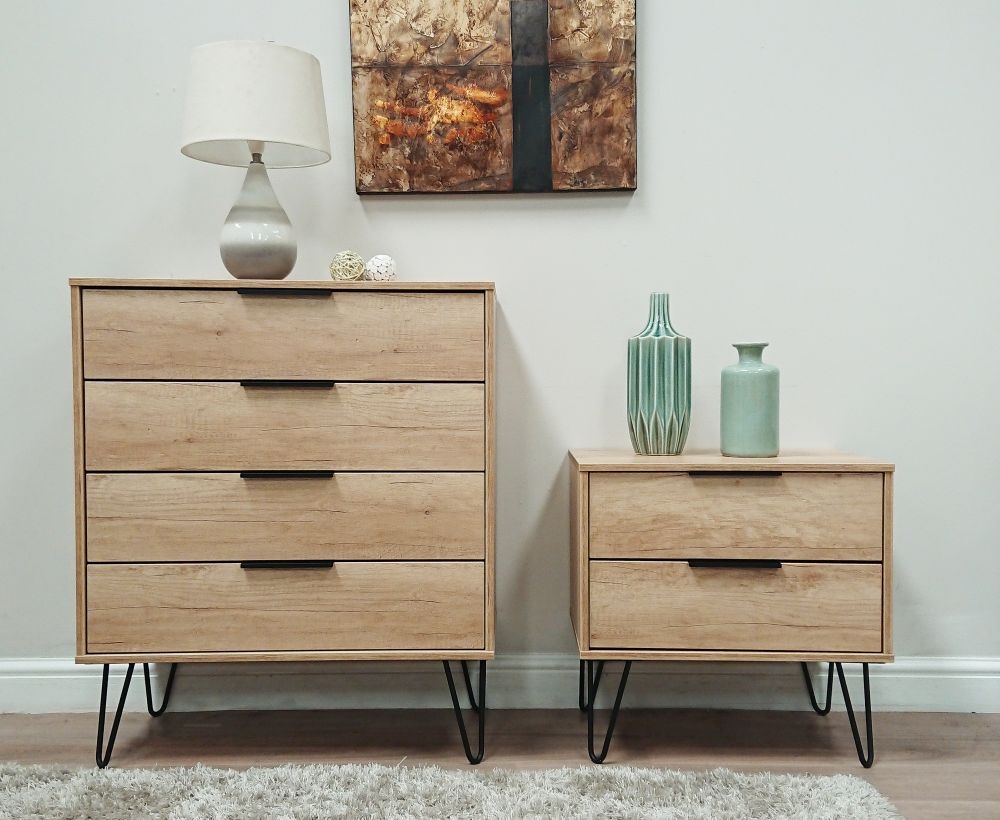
[627,293,691,455]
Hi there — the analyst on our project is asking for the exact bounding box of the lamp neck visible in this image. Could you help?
[251,152,263,165]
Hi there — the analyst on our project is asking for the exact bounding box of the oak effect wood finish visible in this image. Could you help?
[484,290,496,654]
[590,561,883,652]
[71,287,87,655]
[571,450,894,472]
[87,562,485,654]
[85,381,485,472]
[86,472,485,562]
[82,288,485,381]
[72,280,495,664]
[569,466,588,653]
[70,278,494,291]
[570,450,893,663]
[589,472,883,561]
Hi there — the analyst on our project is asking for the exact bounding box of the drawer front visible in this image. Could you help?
[85,381,484,471]
[590,560,882,652]
[81,288,485,381]
[590,472,883,561]
[87,472,485,562]
[87,562,485,653]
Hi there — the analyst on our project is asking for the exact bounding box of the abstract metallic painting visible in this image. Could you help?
[349,0,636,193]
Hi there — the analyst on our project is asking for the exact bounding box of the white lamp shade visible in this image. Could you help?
[181,41,331,168]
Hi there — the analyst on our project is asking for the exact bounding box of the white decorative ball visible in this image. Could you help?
[329,251,365,281]
[363,254,397,281]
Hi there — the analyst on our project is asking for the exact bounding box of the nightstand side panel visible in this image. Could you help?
[883,471,894,658]
[71,285,87,658]
[569,463,589,652]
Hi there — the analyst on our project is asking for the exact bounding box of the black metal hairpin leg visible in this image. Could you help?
[800,662,835,715]
[578,660,605,712]
[460,660,481,713]
[801,662,874,768]
[144,663,178,717]
[96,663,135,769]
[96,663,179,768]
[836,662,874,768]
[587,659,631,763]
[443,660,486,764]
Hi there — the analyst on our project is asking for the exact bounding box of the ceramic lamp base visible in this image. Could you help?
[220,156,296,280]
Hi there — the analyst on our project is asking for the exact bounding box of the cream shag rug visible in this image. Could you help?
[0,763,899,819]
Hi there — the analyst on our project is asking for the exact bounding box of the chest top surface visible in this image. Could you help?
[570,449,894,472]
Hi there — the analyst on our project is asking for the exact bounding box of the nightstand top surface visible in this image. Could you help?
[69,278,494,291]
[570,449,894,472]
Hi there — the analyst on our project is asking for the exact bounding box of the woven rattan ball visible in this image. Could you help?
[329,251,365,281]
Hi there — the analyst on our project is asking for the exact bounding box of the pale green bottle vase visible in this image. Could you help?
[627,293,691,455]
[720,343,779,457]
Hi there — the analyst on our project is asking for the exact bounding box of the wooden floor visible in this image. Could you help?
[2,709,998,819]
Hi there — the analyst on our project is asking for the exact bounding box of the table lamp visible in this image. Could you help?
[181,41,330,279]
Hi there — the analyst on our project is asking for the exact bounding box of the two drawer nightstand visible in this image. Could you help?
[569,450,893,766]
[72,280,495,766]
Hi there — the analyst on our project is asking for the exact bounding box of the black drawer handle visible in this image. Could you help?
[688,471,783,478]
[240,560,334,570]
[688,559,783,569]
[239,380,336,389]
[236,288,332,298]
[240,470,335,479]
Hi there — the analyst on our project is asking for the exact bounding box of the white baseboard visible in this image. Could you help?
[0,655,997,714]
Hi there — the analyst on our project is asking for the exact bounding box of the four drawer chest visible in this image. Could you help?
[71,279,495,765]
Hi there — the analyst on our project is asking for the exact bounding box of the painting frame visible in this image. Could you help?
[349,0,637,194]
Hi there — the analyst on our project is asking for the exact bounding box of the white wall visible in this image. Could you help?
[2,1,999,712]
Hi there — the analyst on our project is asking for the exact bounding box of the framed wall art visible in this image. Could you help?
[349,0,637,193]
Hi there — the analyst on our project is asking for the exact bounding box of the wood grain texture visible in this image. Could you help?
[569,464,588,652]
[570,449,895,472]
[590,561,883,654]
[71,285,87,657]
[589,472,883,561]
[84,381,485,472]
[579,649,894,662]
[86,473,485,562]
[81,288,485,381]
[70,279,495,291]
[87,562,485,654]
[77,649,495,664]
[73,279,495,665]
[883,472,894,659]
[484,290,496,652]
